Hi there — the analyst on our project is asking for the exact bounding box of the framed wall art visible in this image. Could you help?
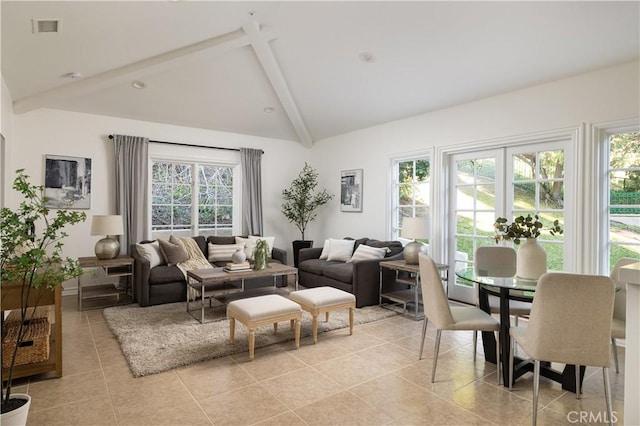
[44,155,92,209]
[340,169,363,212]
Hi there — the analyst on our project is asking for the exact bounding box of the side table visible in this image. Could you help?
[379,259,448,320]
[77,255,134,310]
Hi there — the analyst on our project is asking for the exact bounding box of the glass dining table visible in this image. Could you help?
[455,267,584,392]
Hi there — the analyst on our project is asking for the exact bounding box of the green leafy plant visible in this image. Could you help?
[281,163,334,241]
[1,169,86,414]
[494,214,563,245]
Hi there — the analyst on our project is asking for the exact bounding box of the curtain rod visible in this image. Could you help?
[108,135,264,154]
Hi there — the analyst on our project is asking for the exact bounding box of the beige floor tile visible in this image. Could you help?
[176,356,257,400]
[294,390,394,425]
[61,342,102,376]
[26,395,117,426]
[288,338,351,365]
[392,396,496,426]
[262,366,344,409]
[354,342,419,373]
[320,326,387,353]
[314,353,390,388]
[359,320,418,342]
[116,398,212,425]
[198,383,289,425]
[232,346,307,381]
[26,370,109,412]
[254,410,307,425]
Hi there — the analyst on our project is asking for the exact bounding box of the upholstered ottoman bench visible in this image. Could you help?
[289,286,356,344]
[227,294,302,360]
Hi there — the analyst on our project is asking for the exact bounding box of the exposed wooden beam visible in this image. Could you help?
[14,29,274,114]
[242,21,313,148]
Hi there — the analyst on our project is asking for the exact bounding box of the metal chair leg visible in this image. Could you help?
[509,336,514,390]
[431,329,442,383]
[532,360,540,426]
[603,367,614,426]
[496,331,501,385]
[419,318,428,360]
[473,330,477,360]
[611,338,619,373]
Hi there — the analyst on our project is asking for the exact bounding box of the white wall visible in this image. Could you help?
[1,76,14,208]
[9,108,310,290]
[309,60,640,252]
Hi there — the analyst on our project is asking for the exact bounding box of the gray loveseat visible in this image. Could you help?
[130,235,287,307]
[297,237,405,308]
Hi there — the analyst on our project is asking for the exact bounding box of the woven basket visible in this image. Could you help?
[2,313,51,367]
[5,306,51,324]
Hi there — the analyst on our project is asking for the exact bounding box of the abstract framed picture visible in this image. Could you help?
[340,169,363,212]
[44,155,92,209]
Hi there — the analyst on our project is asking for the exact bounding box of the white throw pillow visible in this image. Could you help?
[136,241,164,268]
[347,244,389,263]
[236,236,276,260]
[208,243,245,262]
[319,239,331,260]
[326,238,355,262]
[235,236,253,260]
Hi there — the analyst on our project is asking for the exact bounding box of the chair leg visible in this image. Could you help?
[575,365,581,399]
[496,331,500,385]
[431,329,442,383]
[603,367,614,426]
[611,338,619,373]
[473,330,477,360]
[514,315,519,326]
[533,360,540,426]
[419,318,428,360]
[509,336,514,390]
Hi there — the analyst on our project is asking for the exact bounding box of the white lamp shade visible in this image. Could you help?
[401,217,429,240]
[90,215,124,236]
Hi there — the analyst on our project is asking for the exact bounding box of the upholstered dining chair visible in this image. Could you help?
[418,253,501,384]
[610,257,637,373]
[508,272,615,426]
[473,246,531,353]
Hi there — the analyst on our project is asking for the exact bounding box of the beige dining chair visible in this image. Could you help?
[418,253,501,384]
[610,257,637,373]
[508,272,615,426]
[473,246,531,352]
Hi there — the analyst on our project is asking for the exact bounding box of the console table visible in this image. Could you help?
[77,256,134,310]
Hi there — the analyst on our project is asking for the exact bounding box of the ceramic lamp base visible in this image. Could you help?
[95,237,120,260]
[403,241,428,265]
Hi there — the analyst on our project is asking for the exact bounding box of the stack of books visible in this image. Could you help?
[224,262,251,273]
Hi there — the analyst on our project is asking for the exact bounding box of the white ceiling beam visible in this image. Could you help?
[242,21,313,148]
[14,29,274,114]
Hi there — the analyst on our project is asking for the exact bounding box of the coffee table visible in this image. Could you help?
[186,263,298,323]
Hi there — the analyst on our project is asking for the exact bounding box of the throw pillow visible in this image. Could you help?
[319,239,331,260]
[347,244,389,263]
[326,238,355,262]
[249,235,275,258]
[208,243,245,262]
[158,237,189,265]
[235,236,253,260]
[135,241,164,268]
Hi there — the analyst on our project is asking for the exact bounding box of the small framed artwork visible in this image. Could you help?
[340,169,363,212]
[44,155,92,209]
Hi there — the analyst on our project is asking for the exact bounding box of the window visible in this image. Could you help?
[151,161,234,239]
[606,131,640,272]
[391,157,430,240]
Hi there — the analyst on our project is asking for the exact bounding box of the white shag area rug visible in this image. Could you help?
[103,299,398,377]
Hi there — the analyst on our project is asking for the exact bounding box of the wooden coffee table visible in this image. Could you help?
[186,263,298,323]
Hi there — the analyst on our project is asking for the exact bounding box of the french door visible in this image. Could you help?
[448,141,572,304]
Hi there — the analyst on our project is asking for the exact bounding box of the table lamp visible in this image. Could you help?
[401,216,429,264]
[91,215,124,259]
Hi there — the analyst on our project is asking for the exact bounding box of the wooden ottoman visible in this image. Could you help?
[227,294,302,360]
[289,286,356,344]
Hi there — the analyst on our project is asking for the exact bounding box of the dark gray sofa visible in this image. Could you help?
[130,235,287,307]
[297,237,406,308]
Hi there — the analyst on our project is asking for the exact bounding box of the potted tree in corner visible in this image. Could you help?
[281,163,333,267]
[1,169,86,425]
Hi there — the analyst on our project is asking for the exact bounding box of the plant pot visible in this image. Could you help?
[1,393,31,426]
[516,238,547,280]
[292,240,313,268]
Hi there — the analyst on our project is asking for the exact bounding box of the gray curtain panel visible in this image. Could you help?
[113,134,149,253]
[240,148,263,236]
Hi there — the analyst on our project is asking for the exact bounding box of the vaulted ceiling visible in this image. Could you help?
[2,1,639,147]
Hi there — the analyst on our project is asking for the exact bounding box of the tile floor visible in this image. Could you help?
[10,295,625,425]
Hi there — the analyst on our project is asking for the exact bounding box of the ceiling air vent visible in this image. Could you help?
[31,19,61,34]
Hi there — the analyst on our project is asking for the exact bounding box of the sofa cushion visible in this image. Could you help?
[148,265,185,285]
[298,258,327,275]
[192,236,207,258]
[207,236,237,245]
[327,238,355,262]
[208,243,245,262]
[322,263,353,284]
[366,239,404,257]
[135,241,164,268]
[158,237,189,265]
[348,244,388,263]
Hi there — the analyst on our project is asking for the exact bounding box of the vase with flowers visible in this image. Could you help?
[494,214,563,279]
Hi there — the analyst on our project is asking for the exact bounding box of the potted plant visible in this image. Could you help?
[281,163,334,267]
[1,169,86,423]
[493,214,563,279]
